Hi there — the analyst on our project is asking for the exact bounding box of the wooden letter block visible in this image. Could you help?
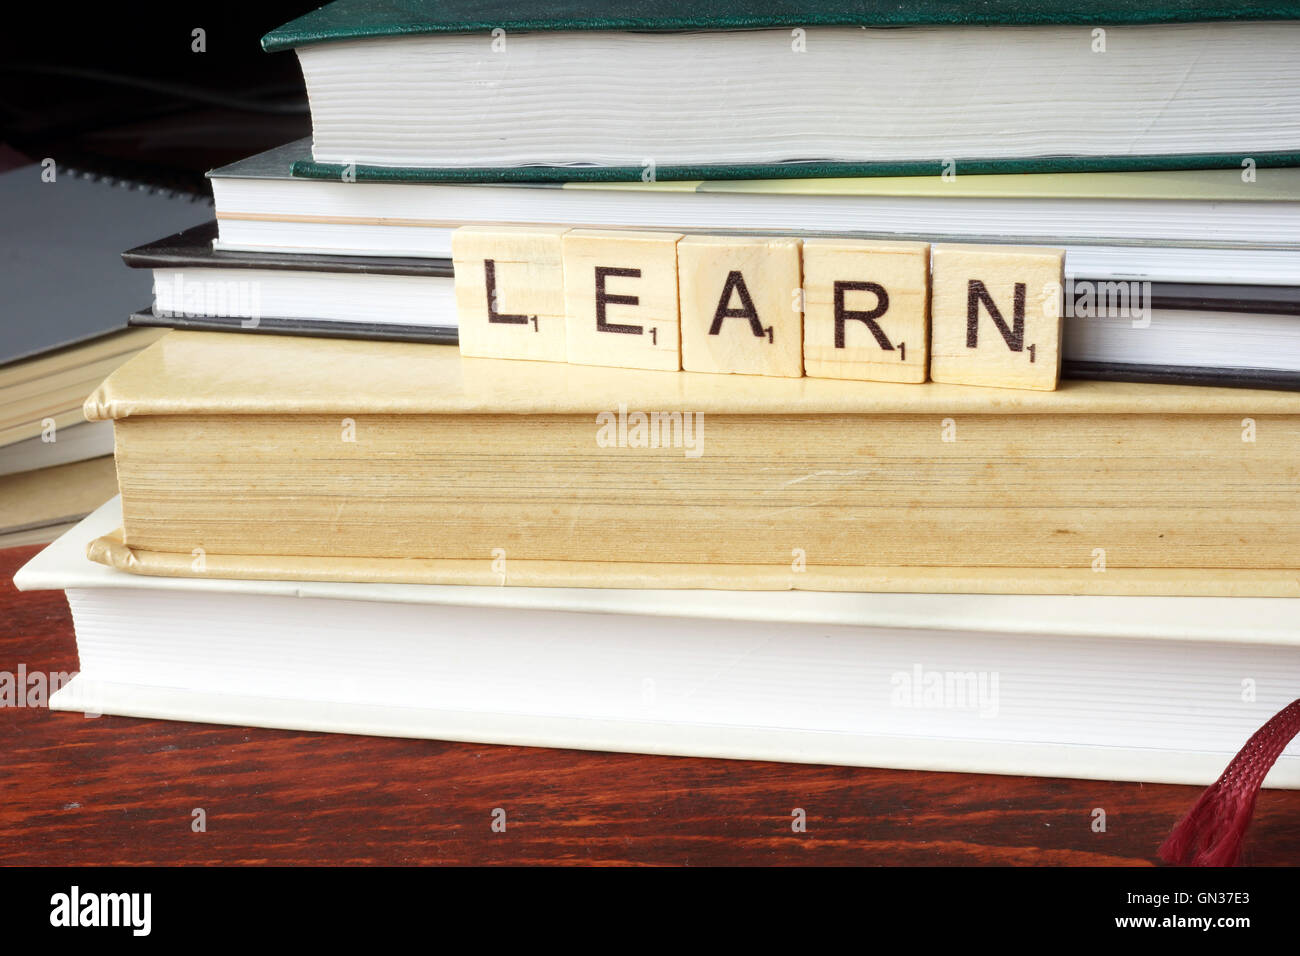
[452,225,569,362]
[929,244,1065,391]
[562,229,683,371]
[802,238,930,383]
[678,236,803,378]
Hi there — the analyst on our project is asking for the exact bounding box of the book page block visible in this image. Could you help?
[678,236,803,377]
[929,244,1065,391]
[452,225,569,362]
[562,230,683,371]
[802,238,930,383]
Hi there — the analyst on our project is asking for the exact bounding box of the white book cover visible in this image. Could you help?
[15,498,1300,788]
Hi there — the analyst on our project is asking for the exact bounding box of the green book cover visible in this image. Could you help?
[289,153,1300,185]
[264,0,1300,51]
[212,138,1300,200]
[265,0,1300,183]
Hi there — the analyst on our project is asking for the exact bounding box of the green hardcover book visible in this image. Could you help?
[264,0,1300,182]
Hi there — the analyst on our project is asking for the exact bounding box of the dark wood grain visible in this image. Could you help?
[2,542,1297,866]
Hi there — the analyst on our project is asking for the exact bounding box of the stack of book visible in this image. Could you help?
[0,157,210,546]
[15,1,1300,797]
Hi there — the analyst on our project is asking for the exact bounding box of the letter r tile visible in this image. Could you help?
[802,238,930,383]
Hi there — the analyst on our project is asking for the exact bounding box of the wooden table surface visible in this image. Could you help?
[3,542,1297,866]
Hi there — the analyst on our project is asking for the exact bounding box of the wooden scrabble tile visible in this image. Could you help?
[929,244,1065,391]
[801,238,930,383]
[562,230,683,371]
[677,236,803,378]
[452,225,569,362]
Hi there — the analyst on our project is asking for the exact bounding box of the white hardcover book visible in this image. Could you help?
[151,267,457,328]
[209,142,1300,286]
[15,499,1300,788]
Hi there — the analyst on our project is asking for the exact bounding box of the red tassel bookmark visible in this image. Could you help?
[1159,698,1300,867]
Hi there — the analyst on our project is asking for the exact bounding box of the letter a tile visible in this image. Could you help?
[678,236,803,377]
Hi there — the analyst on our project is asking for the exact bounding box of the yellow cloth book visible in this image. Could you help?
[84,330,1300,595]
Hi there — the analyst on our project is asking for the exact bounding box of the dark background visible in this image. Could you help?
[0,3,321,187]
